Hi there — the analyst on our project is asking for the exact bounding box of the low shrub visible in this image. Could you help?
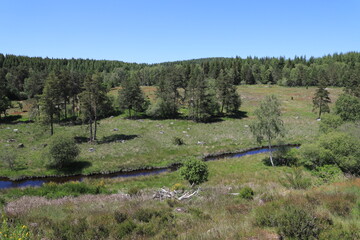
[320,223,360,240]
[48,136,80,169]
[179,157,209,185]
[172,137,184,146]
[254,202,332,240]
[313,164,343,184]
[239,186,254,200]
[114,211,128,224]
[128,186,141,196]
[133,208,160,223]
[5,181,109,199]
[280,167,312,189]
[0,216,32,240]
[116,220,137,239]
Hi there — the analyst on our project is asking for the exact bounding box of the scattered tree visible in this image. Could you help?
[49,136,80,169]
[313,84,331,119]
[118,76,148,118]
[250,95,285,166]
[335,94,360,121]
[179,157,209,185]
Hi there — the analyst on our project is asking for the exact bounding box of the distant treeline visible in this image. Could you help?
[1,52,360,100]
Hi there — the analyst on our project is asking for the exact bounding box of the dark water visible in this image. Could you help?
[0,145,298,190]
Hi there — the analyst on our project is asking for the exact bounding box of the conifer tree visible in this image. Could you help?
[118,75,148,118]
[79,73,108,141]
[313,83,331,119]
[215,69,241,114]
[40,72,62,135]
[187,66,218,122]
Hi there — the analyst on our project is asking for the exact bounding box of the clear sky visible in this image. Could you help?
[1,0,359,63]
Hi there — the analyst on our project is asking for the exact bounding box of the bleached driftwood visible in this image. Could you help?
[153,187,199,201]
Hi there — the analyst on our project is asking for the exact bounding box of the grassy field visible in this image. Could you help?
[0,85,342,178]
[1,152,358,239]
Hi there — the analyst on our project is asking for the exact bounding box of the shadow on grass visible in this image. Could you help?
[98,134,138,144]
[57,161,92,174]
[0,115,33,124]
[226,110,248,119]
[74,136,90,144]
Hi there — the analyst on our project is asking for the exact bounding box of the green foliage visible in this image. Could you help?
[215,69,241,114]
[0,216,32,240]
[319,113,343,133]
[335,93,360,121]
[0,149,17,170]
[179,157,209,185]
[172,137,184,146]
[250,95,285,166]
[320,223,360,240]
[118,76,149,118]
[318,132,360,175]
[313,164,343,184]
[187,66,219,122]
[128,186,141,196]
[117,220,137,238]
[133,208,161,222]
[280,167,312,189]
[114,211,128,224]
[238,186,254,200]
[255,202,331,240]
[313,84,331,118]
[269,146,299,166]
[4,181,109,199]
[48,136,80,169]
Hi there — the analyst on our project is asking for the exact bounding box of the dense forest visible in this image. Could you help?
[1,52,360,126]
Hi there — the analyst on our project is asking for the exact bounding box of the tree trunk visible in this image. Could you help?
[64,98,67,120]
[94,109,97,141]
[50,114,54,136]
[268,137,274,166]
[89,118,93,142]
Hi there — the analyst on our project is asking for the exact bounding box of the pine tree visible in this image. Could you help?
[79,73,108,141]
[187,66,219,122]
[118,75,148,118]
[313,83,331,119]
[40,72,62,135]
[215,69,241,114]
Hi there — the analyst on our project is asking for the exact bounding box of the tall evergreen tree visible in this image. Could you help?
[79,73,109,141]
[40,72,62,135]
[118,76,148,118]
[215,70,241,114]
[313,83,331,119]
[187,66,218,122]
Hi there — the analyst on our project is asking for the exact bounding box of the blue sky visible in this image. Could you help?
[1,0,359,63]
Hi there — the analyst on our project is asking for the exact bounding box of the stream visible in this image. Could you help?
[0,144,299,190]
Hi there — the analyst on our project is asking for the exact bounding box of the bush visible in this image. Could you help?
[265,146,299,166]
[128,186,141,196]
[318,132,360,175]
[179,157,209,185]
[335,94,360,121]
[0,149,17,170]
[313,165,343,184]
[319,114,343,133]
[133,208,160,222]
[114,211,128,224]
[280,167,312,189]
[49,136,80,169]
[0,216,32,240]
[239,186,254,200]
[116,220,137,238]
[172,137,184,146]
[254,202,332,240]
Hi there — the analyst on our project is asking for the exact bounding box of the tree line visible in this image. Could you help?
[1,52,360,102]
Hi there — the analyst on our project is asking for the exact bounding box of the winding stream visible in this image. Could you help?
[0,144,299,190]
